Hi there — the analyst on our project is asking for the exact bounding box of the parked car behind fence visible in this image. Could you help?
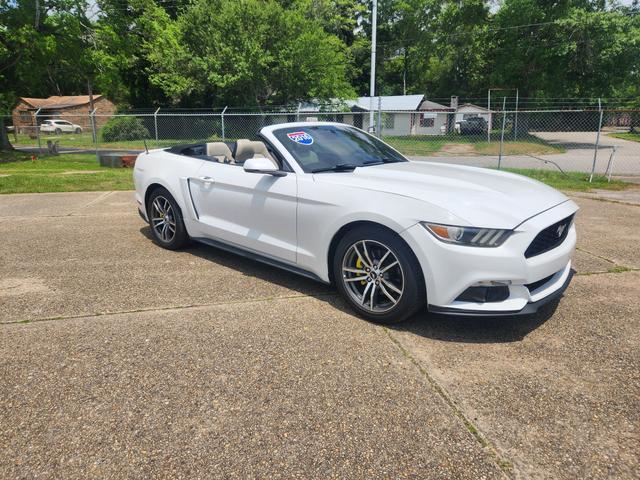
[456,116,488,135]
[40,119,83,134]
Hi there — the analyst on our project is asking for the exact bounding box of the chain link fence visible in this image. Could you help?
[3,107,639,177]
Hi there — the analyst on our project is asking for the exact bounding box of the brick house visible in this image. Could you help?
[12,95,116,133]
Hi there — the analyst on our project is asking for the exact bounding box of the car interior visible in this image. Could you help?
[170,139,281,169]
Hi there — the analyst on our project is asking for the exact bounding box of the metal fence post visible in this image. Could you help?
[34,108,42,153]
[90,109,97,144]
[296,103,302,122]
[90,109,98,162]
[376,97,382,137]
[589,98,603,183]
[221,106,228,141]
[498,97,506,169]
[487,90,491,143]
[154,107,160,143]
[605,146,618,182]
[514,89,519,140]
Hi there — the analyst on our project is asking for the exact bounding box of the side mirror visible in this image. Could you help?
[243,156,286,177]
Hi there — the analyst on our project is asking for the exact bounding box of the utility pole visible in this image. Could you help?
[369,0,377,132]
[403,48,407,96]
[35,0,40,29]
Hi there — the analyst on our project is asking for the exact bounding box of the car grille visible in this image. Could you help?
[524,215,574,259]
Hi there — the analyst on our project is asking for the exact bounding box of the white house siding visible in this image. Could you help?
[379,112,413,136]
[454,105,490,123]
[413,113,448,135]
[269,108,450,136]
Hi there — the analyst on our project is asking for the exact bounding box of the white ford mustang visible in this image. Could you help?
[134,122,578,323]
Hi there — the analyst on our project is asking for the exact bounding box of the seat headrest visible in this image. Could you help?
[235,139,276,166]
[206,142,233,163]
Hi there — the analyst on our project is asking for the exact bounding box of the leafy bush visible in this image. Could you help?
[100,117,150,142]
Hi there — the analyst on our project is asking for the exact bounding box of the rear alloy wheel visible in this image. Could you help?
[333,226,425,324]
[54,128,62,135]
[147,188,189,250]
[75,127,82,134]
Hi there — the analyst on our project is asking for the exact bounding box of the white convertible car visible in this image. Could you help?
[134,122,578,323]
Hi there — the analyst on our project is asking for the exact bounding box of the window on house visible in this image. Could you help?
[19,111,31,122]
[420,115,435,128]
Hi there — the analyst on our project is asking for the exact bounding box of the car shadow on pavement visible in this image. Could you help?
[140,226,336,297]
[140,225,557,343]
[395,300,559,344]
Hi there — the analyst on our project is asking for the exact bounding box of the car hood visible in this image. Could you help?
[312,161,569,229]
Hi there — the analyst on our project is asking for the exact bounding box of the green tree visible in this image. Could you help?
[488,0,640,100]
[142,0,355,107]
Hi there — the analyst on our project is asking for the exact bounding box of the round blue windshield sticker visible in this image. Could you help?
[286,131,313,145]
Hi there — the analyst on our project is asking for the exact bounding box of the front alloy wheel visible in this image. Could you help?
[151,195,177,243]
[341,240,404,313]
[147,187,189,250]
[333,226,425,324]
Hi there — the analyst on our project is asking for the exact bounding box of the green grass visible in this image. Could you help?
[608,132,640,143]
[384,134,564,157]
[0,149,630,195]
[502,168,630,191]
[0,152,134,194]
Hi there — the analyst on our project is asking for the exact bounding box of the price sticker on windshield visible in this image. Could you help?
[286,131,314,145]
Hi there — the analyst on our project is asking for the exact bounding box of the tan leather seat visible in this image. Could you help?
[206,142,234,163]
[234,139,277,167]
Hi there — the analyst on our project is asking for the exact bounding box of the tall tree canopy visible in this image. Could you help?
[1,0,639,111]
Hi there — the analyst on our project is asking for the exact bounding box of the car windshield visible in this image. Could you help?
[272,125,407,173]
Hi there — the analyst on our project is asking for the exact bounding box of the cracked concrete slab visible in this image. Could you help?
[572,196,640,269]
[0,202,331,323]
[0,191,112,218]
[1,190,638,479]
[0,297,506,479]
[572,248,614,274]
[570,187,640,206]
[389,272,640,479]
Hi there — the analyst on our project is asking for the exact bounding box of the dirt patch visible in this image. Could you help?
[439,143,475,155]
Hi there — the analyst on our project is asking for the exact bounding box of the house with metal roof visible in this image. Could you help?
[346,95,452,136]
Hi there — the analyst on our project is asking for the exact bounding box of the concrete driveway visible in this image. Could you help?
[1,191,639,479]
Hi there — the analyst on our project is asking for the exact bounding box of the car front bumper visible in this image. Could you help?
[400,200,579,316]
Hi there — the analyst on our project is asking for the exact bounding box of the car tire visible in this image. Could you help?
[333,225,425,324]
[54,128,61,135]
[146,187,190,250]
[75,127,82,134]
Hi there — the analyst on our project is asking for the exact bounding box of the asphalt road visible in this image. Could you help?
[1,190,639,479]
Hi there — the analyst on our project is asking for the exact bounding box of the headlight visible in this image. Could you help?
[421,222,512,247]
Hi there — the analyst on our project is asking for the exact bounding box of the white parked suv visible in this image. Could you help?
[134,122,578,323]
[40,119,83,134]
